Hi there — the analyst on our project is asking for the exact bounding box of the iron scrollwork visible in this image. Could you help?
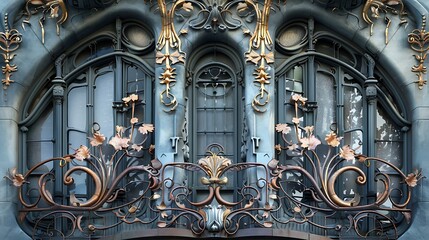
[7,94,422,238]
[156,144,272,235]
[271,93,422,238]
[7,94,160,238]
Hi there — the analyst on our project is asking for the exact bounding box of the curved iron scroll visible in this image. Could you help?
[270,93,421,238]
[7,94,422,238]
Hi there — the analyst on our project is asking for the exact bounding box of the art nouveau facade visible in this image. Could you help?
[1,0,429,239]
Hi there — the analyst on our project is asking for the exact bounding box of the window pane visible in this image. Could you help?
[68,85,87,131]
[315,70,335,137]
[126,65,149,122]
[344,86,363,130]
[27,108,54,170]
[195,66,235,158]
[376,106,403,170]
[94,68,114,137]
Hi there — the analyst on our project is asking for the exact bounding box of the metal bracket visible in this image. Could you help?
[170,136,180,155]
[251,137,260,154]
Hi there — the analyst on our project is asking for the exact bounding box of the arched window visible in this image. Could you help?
[274,20,410,238]
[186,45,244,197]
[19,20,155,237]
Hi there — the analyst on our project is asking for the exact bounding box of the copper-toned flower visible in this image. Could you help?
[8,168,25,187]
[275,124,291,134]
[130,117,139,124]
[274,144,282,152]
[304,126,314,134]
[292,117,301,124]
[325,131,342,147]
[116,125,124,134]
[74,145,90,161]
[122,94,139,104]
[291,94,307,104]
[340,145,355,161]
[138,124,154,134]
[88,132,105,147]
[300,135,321,150]
[405,169,422,188]
[109,136,129,151]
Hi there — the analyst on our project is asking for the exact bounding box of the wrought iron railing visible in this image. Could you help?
[7,94,422,239]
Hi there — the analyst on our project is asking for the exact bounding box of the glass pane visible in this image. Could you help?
[376,106,403,170]
[315,71,335,138]
[126,65,149,122]
[68,85,87,131]
[27,108,54,170]
[343,130,363,155]
[94,70,114,137]
[285,65,303,93]
[67,130,87,195]
[344,86,363,130]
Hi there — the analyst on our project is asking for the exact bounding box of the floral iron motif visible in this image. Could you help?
[6,94,422,238]
[156,143,272,235]
[6,94,160,238]
[362,0,407,45]
[22,0,68,44]
[408,15,429,89]
[0,14,22,89]
[271,93,422,238]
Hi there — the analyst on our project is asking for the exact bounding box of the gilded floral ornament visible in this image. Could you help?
[0,14,22,89]
[362,0,406,45]
[408,15,429,89]
[156,144,272,235]
[156,0,189,111]
[271,94,423,237]
[22,0,68,44]
[199,153,231,185]
[240,0,279,112]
